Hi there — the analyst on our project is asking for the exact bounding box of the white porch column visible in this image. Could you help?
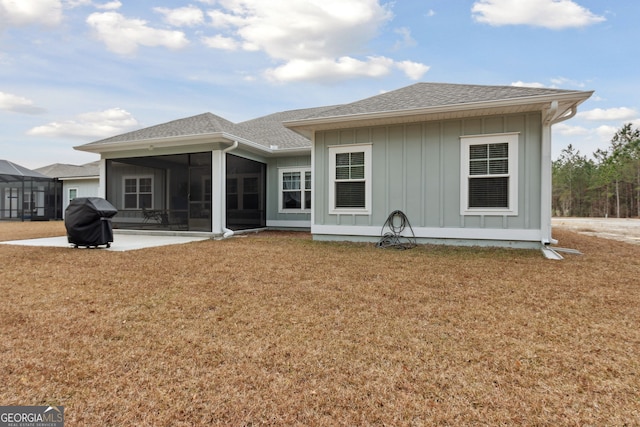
[211,150,224,234]
[99,159,107,198]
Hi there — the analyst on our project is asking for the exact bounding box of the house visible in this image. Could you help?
[75,82,592,248]
[0,159,63,221]
[35,162,100,217]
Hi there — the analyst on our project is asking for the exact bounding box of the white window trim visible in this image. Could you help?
[460,133,519,216]
[328,143,372,215]
[278,166,311,213]
[123,175,154,210]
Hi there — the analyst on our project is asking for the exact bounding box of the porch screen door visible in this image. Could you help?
[188,153,212,232]
[3,188,18,218]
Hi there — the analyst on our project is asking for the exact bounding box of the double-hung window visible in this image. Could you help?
[279,167,311,212]
[123,176,153,209]
[460,133,518,216]
[328,144,372,214]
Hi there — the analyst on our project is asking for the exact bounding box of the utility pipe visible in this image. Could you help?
[221,140,239,238]
[540,101,559,245]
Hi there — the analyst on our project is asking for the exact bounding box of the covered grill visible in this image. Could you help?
[65,197,118,248]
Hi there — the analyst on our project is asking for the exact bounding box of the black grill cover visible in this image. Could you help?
[65,197,118,246]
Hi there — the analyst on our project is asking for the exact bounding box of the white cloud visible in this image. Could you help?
[511,80,546,88]
[201,34,240,50]
[202,0,429,82]
[472,0,605,29]
[0,91,46,114]
[95,1,122,10]
[554,123,591,137]
[64,0,121,9]
[86,12,189,55]
[512,77,590,89]
[550,76,586,88]
[0,0,62,27]
[27,107,138,138]
[155,5,204,27]
[396,61,430,80]
[265,56,395,83]
[578,107,639,121]
[393,27,416,50]
[595,124,620,142]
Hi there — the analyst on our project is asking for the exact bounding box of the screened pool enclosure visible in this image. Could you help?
[0,160,62,221]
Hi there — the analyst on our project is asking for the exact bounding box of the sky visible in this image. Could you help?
[1,0,638,169]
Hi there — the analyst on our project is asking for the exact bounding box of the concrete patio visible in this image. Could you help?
[0,231,211,251]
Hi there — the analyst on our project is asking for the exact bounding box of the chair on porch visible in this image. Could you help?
[142,206,161,223]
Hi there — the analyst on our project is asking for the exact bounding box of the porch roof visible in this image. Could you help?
[74,108,335,155]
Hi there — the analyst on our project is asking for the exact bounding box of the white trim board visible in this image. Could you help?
[311,224,542,242]
[267,220,311,228]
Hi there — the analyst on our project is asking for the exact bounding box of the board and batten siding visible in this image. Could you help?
[312,112,543,246]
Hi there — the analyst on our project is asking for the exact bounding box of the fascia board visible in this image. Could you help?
[58,175,100,181]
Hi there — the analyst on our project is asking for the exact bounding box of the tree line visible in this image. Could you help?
[552,123,640,218]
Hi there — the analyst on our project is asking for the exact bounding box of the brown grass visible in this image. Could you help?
[1,222,639,425]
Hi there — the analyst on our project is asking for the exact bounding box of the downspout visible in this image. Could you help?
[541,102,578,245]
[221,140,239,238]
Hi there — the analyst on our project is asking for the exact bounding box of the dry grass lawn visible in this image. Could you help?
[1,221,639,425]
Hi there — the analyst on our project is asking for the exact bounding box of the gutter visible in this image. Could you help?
[75,132,263,154]
[221,140,239,238]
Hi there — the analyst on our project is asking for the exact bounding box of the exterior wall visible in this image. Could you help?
[266,155,312,228]
[312,112,543,245]
[62,178,99,217]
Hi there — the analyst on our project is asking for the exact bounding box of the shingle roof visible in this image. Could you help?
[0,159,50,178]
[78,107,341,151]
[35,161,100,179]
[301,82,587,119]
[83,113,238,146]
[234,105,340,149]
[76,82,592,154]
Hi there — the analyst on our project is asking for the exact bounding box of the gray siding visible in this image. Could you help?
[266,155,312,226]
[313,112,542,234]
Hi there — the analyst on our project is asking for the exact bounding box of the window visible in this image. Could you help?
[328,144,372,214]
[279,167,311,212]
[460,133,518,216]
[123,176,153,209]
[68,188,78,201]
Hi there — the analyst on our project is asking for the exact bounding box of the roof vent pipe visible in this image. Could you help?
[221,141,239,238]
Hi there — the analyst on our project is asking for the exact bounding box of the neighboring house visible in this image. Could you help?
[75,82,592,248]
[35,162,100,217]
[0,159,62,221]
